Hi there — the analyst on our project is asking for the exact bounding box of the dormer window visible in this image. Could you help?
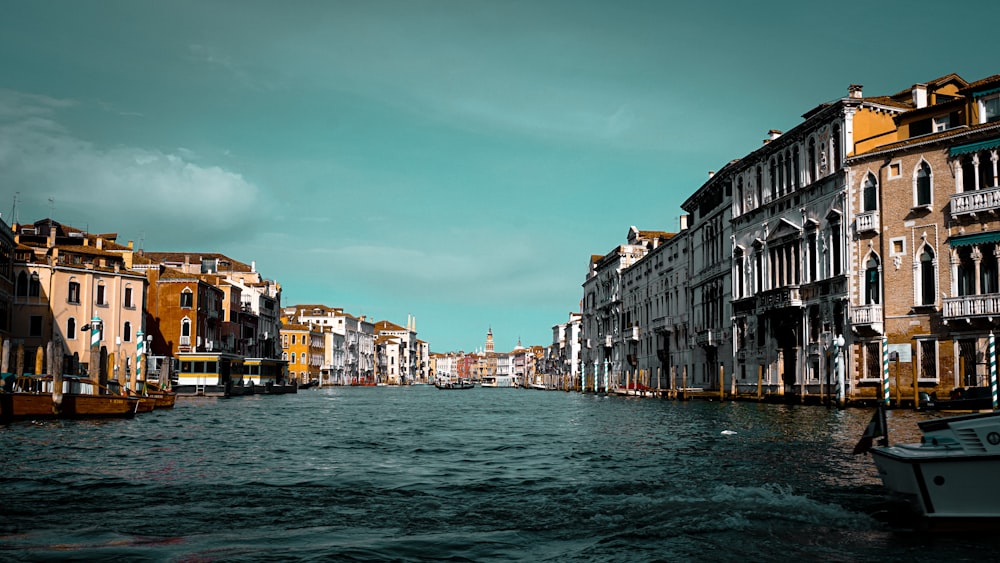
[980,94,1000,124]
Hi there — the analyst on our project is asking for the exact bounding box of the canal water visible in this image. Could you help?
[1,387,997,561]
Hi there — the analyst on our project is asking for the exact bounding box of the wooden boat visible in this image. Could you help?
[435,378,475,390]
[147,390,177,409]
[1,391,56,421]
[867,409,1000,525]
[59,393,139,419]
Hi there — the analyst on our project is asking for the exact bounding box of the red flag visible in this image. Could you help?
[853,409,885,454]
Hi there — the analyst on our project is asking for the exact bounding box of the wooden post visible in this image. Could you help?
[719,364,725,401]
[681,365,688,401]
[670,365,676,399]
[757,364,763,400]
[913,355,920,410]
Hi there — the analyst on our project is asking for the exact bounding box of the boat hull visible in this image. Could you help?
[58,394,139,419]
[1,393,57,420]
[148,391,176,409]
[871,445,1000,520]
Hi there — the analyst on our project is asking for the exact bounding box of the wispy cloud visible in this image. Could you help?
[0,89,264,244]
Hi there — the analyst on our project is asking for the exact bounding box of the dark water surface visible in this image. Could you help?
[2,387,997,561]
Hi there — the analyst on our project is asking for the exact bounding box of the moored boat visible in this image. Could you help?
[867,409,1000,526]
[2,375,56,421]
[59,393,139,419]
[147,389,177,409]
[435,378,474,390]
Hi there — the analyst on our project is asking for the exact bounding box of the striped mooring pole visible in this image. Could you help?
[882,334,890,407]
[990,332,998,411]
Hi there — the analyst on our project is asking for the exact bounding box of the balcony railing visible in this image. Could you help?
[756,286,802,311]
[851,303,882,326]
[179,335,191,346]
[951,186,1000,218]
[855,210,880,234]
[943,294,1000,319]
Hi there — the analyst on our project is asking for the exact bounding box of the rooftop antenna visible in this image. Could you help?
[48,197,55,230]
[10,192,19,224]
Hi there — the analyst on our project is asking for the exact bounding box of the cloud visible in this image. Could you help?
[0,89,265,245]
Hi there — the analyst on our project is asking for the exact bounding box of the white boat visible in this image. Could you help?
[869,410,1000,524]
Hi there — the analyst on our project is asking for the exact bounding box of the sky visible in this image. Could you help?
[1,1,997,353]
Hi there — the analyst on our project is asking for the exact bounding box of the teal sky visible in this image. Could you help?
[1,0,996,352]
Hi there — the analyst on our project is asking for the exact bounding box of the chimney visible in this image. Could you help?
[251,260,256,273]
[127,240,133,250]
[679,214,690,231]
[849,84,863,99]
[764,129,782,144]
[912,83,928,109]
[96,237,103,250]
[708,171,715,179]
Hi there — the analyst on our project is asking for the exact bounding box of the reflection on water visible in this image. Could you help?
[1,389,996,561]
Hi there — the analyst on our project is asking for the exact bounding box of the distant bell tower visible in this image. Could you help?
[486,326,494,354]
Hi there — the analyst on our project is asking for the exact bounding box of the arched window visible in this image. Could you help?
[957,247,975,297]
[792,146,801,189]
[920,245,936,306]
[755,166,763,203]
[67,317,77,340]
[123,321,132,342]
[832,124,842,170]
[291,352,297,364]
[736,177,744,214]
[16,272,27,297]
[865,255,880,304]
[983,246,999,295]
[807,138,817,182]
[863,173,878,211]
[916,161,932,206]
[29,273,40,297]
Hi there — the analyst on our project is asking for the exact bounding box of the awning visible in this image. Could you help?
[950,137,1000,157]
[948,231,1000,247]
[973,87,1000,99]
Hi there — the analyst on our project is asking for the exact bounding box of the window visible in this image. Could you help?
[291,353,296,364]
[888,162,902,179]
[96,282,106,306]
[807,138,817,182]
[933,115,951,132]
[123,321,132,342]
[292,335,297,345]
[68,280,81,304]
[832,124,842,170]
[957,248,977,297]
[919,245,936,306]
[919,339,938,382]
[983,246,999,294]
[980,95,1000,124]
[915,162,932,206]
[831,220,842,276]
[865,256,880,304]
[29,273,40,297]
[67,317,77,340]
[16,271,27,297]
[889,237,906,257]
[865,342,881,380]
[863,173,878,211]
[30,315,43,337]
[124,286,134,308]
[180,290,193,308]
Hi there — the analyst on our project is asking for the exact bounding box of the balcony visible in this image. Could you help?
[694,329,715,347]
[756,286,802,311]
[604,335,612,348]
[951,186,1000,218]
[628,326,639,341]
[855,210,880,234]
[179,335,191,346]
[943,294,1000,320]
[850,303,883,328]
